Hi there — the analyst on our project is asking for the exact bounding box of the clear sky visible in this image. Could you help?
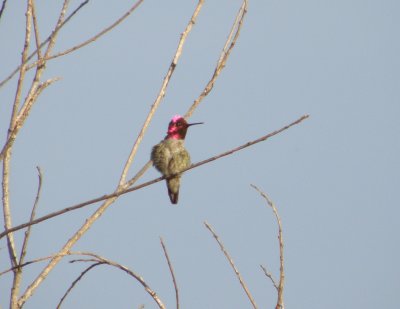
[1,0,399,308]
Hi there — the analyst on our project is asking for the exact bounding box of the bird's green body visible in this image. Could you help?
[151,139,191,204]
[151,115,202,204]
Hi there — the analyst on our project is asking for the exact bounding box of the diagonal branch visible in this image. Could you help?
[0,255,54,277]
[260,264,278,290]
[56,262,101,309]
[0,0,89,89]
[31,0,144,65]
[0,0,8,20]
[118,0,204,185]
[19,166,43,266]
[204,221,258,309]
[0,114,309,239]
[185,0,248,119]
[160,237,180,309]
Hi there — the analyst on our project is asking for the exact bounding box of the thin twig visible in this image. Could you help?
[0,0,8,21]
[0,255,54,277]
[68,252,166,309]
[56,262,101,309]
[125,160,153,188]
[0,77,60,162]
[19,166,43,266]
[31,0,144,65]
[260,264,278,290]
[251,185,285,309]
[0,0,89,89]
[118,0,204,185]
[160,237,179,309]
[204,221,258,309]
[185,0,248,119]
[0,114,309,239]
[31,0,42,60]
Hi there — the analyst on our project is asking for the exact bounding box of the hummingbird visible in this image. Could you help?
[151,115,203,204]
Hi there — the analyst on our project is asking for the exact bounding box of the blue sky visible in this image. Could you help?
[1,0,399,308]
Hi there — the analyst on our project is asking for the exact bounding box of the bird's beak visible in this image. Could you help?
[187,122,204,127]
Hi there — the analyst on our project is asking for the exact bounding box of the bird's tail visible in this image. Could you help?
[167,176,180,204]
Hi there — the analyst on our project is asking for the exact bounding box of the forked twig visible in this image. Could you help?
[251,185,285,309]
[185,0,248,119]
[204,221,258,309]
[160,237,180,309]
[27,0,145,68]
[0,0,89,88]
[16,3,204,306]
[56,262,101,309]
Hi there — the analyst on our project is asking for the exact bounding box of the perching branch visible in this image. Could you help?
[0,114,309,240]
[251,185,285,309]
[125,0,248,189]
[118,0,204,185]
[204,221,258,309]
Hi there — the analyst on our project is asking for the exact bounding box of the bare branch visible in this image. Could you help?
[260,264,278,290]
[185,0,248,119]
[0,77,60,162]
[1,114,309,239]
[160,237,179,309]
[17,3,205,305]
[2,2,34,307]
[19,167,43,266]
[0,255,54,277]
[251,185,285,309]
[0,0,89,88]
[37,0,144,63]
[118,0,205,185]
[31,0,42,60]
[0,0,8,21]
[56,262,101,309]
[123,0,248,189]
[68,252,166,309]
[204,221,258,309]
